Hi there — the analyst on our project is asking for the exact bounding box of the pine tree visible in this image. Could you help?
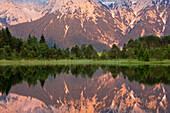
[11,49,17,59]
[154,48,164,61]
[39,34,46,43]
[0,48,7,60]
[81,44,86,58]
[127,39,135,48]
[71,45,81,59]
[65,48,70,58]
[165,44,170,59]
[21,48,29,58]
[4,45,11,58]
[143,48,150,61]
[128,48,135,59]
[101,49,108,59]
[27,35,33,45]
[5,27,12,47]
[138,45,144,61]
[84,44,98,59]
[121,44,127,58]
[53,43,57,49]
[56,48,62,59]
[5,27,12,37]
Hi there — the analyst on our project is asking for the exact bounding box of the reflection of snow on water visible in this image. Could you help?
[64,80,70,94]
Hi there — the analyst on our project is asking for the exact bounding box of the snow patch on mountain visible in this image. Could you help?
[0,0,43,26]
[42,0,99,21]
[0,93,48,113]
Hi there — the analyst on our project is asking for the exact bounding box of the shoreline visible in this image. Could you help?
[0,59,170,66]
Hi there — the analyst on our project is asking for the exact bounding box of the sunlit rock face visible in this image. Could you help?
[0,0,46,29]
[0,70,169,113]
[0,0,43,29]
[7,0,170,50]
[9,0,122,51]
[98,0,170,46]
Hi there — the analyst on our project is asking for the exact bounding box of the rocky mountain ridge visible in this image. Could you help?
[0,0,43,28]
[99,0,170,45]
[0,0,169,49]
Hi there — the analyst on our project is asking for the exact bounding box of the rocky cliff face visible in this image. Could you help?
[0,0,43,29]
[9,0,123,51]
[99,0,170,46]
[3,0,170,50]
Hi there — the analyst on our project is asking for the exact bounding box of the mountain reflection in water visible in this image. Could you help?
[0,65,169,113]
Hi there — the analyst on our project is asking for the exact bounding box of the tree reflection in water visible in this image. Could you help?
[0,65,169,95]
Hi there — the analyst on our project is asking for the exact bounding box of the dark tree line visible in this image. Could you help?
[0,28,98,60]
[101,35,170,61]
[0,28,170,61]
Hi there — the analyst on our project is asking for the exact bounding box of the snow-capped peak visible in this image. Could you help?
[43,0,96,14]
[41,0,99,21]
[0,0,43,26]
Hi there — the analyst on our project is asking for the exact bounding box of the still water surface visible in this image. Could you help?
[0,65,169,113]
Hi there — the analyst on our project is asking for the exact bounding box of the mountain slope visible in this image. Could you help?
[0,0,43,29]
[99,0,170,46]
[8,0,170,49]
[9,0,123,51]
[119,3,170,45]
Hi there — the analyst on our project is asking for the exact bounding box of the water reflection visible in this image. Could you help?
[0,65,169,113]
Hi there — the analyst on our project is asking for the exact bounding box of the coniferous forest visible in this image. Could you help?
[0,28,170,61]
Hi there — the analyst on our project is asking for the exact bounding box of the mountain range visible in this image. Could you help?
[0,0,169,50]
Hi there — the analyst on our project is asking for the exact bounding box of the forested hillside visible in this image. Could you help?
[0,28,170,61]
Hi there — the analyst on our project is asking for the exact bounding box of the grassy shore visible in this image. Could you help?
[0,59,170,66]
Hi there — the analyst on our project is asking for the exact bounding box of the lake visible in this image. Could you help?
[0,65,169,113]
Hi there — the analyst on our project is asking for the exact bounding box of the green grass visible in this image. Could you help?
[98,53,102,57]
[0,59,170,66]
